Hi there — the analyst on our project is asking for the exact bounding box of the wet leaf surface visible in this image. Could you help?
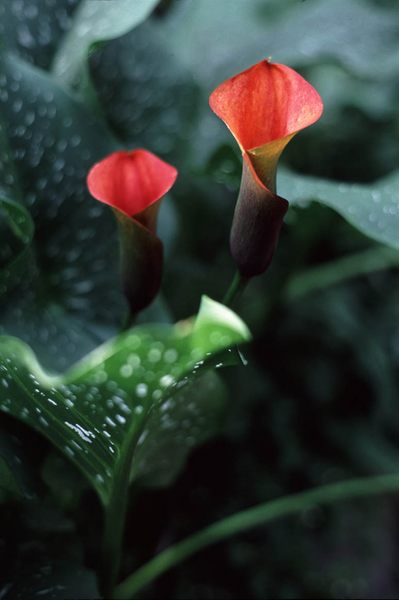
[0,297,250,503]
[158,0,399,87]
[1,1,399,597]
[0,0,81,70]
[281,168,399,251]
[52,0,159,89]
[0,50,124,369]
[3,560,99,599]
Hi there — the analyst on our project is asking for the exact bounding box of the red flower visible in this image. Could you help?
[87,149,178,316]
[210,60,323,276]
[87,149,177,231]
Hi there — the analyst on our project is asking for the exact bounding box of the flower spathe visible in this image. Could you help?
[87,149,178,316]
[209,60,323,193]
[210,60,323,276]
[87,149,178,231]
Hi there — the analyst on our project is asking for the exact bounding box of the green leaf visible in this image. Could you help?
[0,112,35,296]
[159,0,399,87]
[42,451,89,510]
[280,169,399,250]
[0,0,81,70]
[0,195,35,298]
[0,457,21,501]
[0,114,22,200]
[0,297,250,505]
[0,51,128,369]
[130,371,226,487]
[51,0,159,90]
[6,560,100,600]
[0,196,33,244]
[192,294,250,346]
[0,430,37,501]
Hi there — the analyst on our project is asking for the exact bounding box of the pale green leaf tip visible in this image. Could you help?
[196,295,252,342]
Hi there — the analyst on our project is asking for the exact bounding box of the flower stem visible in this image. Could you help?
[122,310,136,331]
[101,459,131,597]
[223,272,248,307]
[113,473,399,599]
[101,424,143,597]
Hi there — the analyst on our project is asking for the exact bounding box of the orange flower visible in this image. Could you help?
[210,60,323,276]
[87,150,177,316]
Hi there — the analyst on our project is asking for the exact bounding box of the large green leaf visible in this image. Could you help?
[51,0,159,90]
[0,196,33,245]
[0,196,35,299]
[280,168,399,250]
[0,110,36,299]
[0,113,21,200]
[0,0,81,70]
[6,560,100,600]
[0,296,250,504]
[0,52,118,301]
[0,51,128,369]
[0,430,37,501]
[159,0,399,88]
[0,117,31,230]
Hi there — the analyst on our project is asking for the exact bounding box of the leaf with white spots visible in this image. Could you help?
[0,111,36,300]
[281,169,399,250]
[0,196,33,244]
[0,196,35,299]
[157,0,399,88]
[0,430,37,502]
[0,0,81,70]
[130,370,226,488]
[0,51,128,369]
[0,297,251,505]
[51,0,159,90]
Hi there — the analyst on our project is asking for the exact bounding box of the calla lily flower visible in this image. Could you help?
[210,60,323,277]
[87,149,177,316]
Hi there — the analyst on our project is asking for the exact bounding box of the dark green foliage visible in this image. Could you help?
[1,0,399,598]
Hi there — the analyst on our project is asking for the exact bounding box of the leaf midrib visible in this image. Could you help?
[6,358,115,503]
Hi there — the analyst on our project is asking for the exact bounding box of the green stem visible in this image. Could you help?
[223,272,248,307]
[284,246,399,303]
[122,310,136,331]
[101,460,130,597]
[101,429,141,597]
[113,473,399,599]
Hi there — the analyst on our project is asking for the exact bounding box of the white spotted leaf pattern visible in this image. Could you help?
[0,296,251,505]
[51,0,159,90]
[280,169,399,250]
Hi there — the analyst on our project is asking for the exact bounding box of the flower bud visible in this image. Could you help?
[210,59,323,277]
[230,155,288,277]
[87,149,177,315]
